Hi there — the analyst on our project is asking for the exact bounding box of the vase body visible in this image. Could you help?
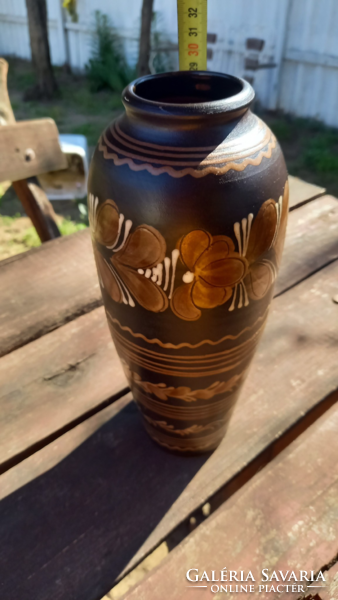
[88,71,288,453]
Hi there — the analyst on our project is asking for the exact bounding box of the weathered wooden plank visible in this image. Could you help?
[288,174,325,210]
[0,393,133,501]
[315,562,338,600]
[275,194,338,295]
[1,195,337,358]
[0,260,337,600]
[0,229,101,357]
[0,307,128,473]
[0,392,208,600]
[121,403,338,600]
[0,119,67,183]
[280,560,338,599]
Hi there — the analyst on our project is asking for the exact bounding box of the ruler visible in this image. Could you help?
[177,0,207,71]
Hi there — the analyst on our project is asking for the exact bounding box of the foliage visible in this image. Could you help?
[63,0,78,23]
[86,11,135,93]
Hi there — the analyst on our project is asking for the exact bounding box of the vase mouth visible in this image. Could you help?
[122,71,255,119]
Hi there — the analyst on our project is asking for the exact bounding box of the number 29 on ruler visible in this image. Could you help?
[177,0,207,71]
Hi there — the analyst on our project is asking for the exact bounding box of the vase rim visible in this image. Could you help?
[122,71,255,119]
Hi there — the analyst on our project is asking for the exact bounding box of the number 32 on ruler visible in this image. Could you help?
[177,0,207,71]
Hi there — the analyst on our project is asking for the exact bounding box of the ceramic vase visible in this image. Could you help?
[88,71,288,453]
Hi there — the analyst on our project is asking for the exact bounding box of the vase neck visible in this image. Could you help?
[121,71,254,146]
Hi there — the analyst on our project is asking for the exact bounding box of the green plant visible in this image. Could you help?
[86,11,135,93]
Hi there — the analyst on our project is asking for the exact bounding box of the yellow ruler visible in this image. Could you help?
[177,0,207,71]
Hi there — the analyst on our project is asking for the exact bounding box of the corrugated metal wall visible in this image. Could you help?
[0,0,337,127]
[279,0,338,127]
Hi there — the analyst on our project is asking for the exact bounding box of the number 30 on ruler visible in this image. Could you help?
[177,0,207,71]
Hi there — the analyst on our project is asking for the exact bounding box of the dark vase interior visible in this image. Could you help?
[133,72,244,104]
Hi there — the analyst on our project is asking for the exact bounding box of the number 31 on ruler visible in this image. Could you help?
[177,0,208,71]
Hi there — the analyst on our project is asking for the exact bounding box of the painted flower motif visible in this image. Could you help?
[90,195,168,313]
[171,181,289,320]
[89,194,128,248]
[171,231,248,321]
[243,180,289,302]
[89,180,289,320]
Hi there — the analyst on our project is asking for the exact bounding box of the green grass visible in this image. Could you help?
[61,86,122,114]
[22,218,87,249]
[21,226,41,248]
[59,219,87,235]
[303,132,338,173]
[265,113,338,194]
[6,58,123,150]
[0,213,22,226]
[0,213,87,251]
[268,120,293,141]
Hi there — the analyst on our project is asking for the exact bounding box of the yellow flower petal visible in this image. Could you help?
[180,230,211,271]
[192,279,232,309]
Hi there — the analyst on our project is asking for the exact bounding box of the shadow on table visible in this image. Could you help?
[0,401,209,600]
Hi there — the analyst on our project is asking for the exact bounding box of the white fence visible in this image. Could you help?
[1,0,338,127]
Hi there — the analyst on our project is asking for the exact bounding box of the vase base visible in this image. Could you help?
[143,420,227,455]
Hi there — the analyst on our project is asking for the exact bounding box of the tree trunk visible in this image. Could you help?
[25,0,58,98]
[137,0,154,77]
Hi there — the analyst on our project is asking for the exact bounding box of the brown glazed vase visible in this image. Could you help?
[88,71,288,453]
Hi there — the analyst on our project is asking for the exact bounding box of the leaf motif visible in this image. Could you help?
[94,247,122,303]
[116,225,166,269]
[134,373,246,402]
[115,263,169,312]
[95,199,120,246]
[274,182,289,266]
[245,260,275,300]
[246,199,278,263]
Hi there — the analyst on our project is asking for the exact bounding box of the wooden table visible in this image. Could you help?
[0,176,337,600]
